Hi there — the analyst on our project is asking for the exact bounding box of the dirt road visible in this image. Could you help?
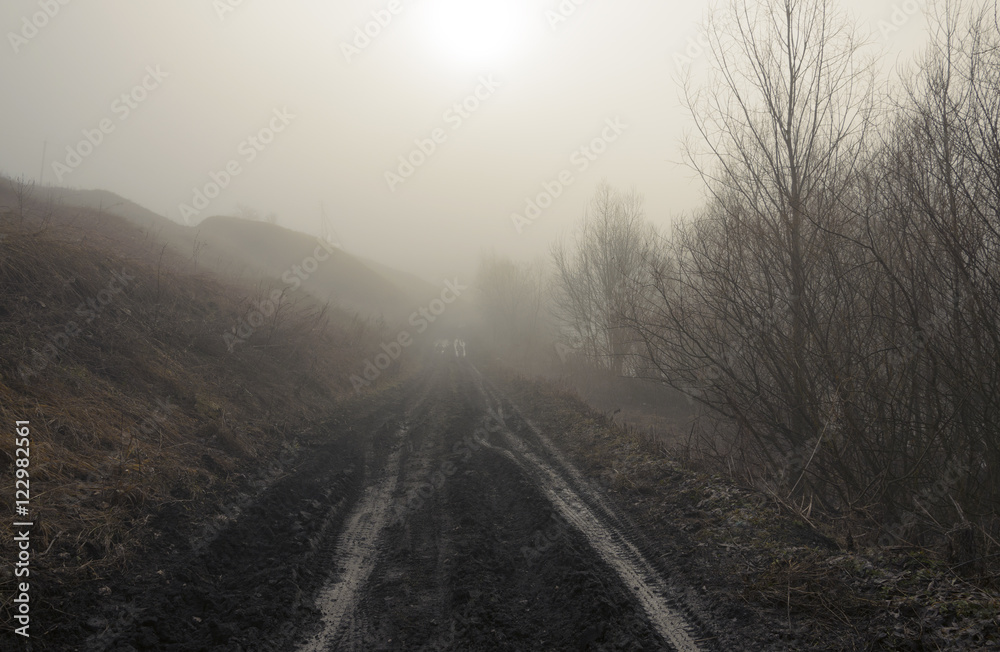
[77,352,717,651]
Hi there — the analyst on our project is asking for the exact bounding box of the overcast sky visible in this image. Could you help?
[1,0,929,283]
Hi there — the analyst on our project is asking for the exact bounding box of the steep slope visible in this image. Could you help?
[30,184,431,320]
[0,178,422,644]
[191,216,414,320]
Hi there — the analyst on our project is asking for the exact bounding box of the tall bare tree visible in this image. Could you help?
[681,0,873,444]
[551,183,656,376]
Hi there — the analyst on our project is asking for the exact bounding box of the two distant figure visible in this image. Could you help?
[433,339,466,358]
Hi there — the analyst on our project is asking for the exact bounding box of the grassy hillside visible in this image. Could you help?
[191,216,419,321]
[0,176,417,622]
[31,184,434,320]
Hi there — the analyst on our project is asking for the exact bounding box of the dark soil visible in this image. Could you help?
[19,351,993,651]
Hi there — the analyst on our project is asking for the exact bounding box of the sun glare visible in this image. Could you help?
[419,1,527,69]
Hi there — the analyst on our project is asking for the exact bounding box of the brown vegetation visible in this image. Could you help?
[477,0,1000,589]
[0,175,409,623]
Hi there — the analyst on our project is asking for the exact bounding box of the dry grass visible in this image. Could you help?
[491,365,1000,649]
[0,178,408,617]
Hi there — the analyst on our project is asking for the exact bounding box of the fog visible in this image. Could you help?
[1,0,927,283]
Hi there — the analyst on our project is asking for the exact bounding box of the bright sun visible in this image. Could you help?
[419,1,527,68]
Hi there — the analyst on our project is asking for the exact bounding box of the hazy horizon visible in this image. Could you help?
[2,0,928,283]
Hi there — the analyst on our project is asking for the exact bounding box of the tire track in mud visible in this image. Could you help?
[331,361,485,650]
[295,362,465,651]
[467,364,704,652]
[72,357,711,652]
[304,358,705,651]
[309,360,666,650]
[297,423,409,651]
[114,356,709,651]
[475,372,631,531]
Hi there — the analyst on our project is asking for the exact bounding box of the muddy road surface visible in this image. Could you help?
[76,354,721,651]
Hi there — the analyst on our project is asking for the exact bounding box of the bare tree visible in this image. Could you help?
[625,0,879,512]
[854,0,1000,546]
[551,183,656,376]
[629,0,1000,553]
[13,175,36,225]
[680,0,871,434]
